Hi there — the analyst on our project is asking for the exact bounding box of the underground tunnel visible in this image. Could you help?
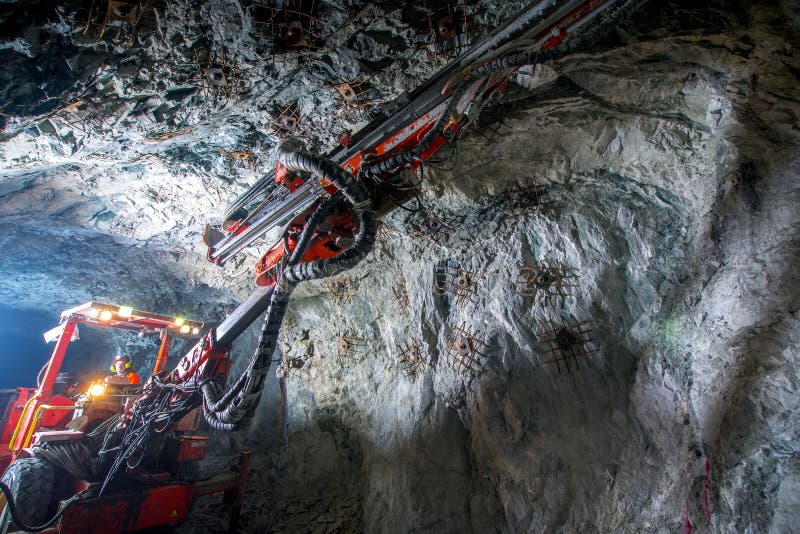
[0,0,798,532]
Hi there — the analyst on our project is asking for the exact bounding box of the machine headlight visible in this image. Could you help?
[118,306,133,318]
[180,324,191,334]
[88,308,100,319]
[99,310,113,321]
[191,327,200,335]
[88,383,106,397]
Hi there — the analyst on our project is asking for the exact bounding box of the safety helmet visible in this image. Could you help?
[111,354,132,371]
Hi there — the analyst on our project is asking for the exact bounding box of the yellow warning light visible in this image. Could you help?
[175,317,185,326]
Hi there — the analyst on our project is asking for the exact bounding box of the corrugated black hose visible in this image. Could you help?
[201,198,335,431]
[202,144,376,431]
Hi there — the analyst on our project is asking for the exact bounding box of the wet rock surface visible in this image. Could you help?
[1,0,799,532]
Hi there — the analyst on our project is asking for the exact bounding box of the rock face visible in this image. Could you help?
[221,4,799,533]
[2,0,799,533]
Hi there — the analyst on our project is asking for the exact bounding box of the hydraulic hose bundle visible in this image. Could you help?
[202,143,377,432]
[98,378,201,494]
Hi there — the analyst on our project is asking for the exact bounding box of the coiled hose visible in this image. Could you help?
[362,0,642,179]
[202,144,376,431]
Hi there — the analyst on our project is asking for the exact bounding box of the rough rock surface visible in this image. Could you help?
[219,3,799,532]
[1,0,799,533]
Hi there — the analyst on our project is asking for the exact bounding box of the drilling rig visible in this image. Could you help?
[0,1,642,531]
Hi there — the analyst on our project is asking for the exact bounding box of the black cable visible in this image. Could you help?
[98,384,202,495]
[425,136,460,170]
[0,482,94,533]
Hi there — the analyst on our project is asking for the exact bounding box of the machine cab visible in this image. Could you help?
[0,301,203,470]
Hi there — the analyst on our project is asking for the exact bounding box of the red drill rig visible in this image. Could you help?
[0,303,252,533]
[0,302,203,473]
[0,1,641,532]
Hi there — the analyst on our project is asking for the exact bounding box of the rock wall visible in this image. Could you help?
[189,3,799,532]
[0,0,798,532]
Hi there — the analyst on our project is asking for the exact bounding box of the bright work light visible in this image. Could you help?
[88,383,106,397]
